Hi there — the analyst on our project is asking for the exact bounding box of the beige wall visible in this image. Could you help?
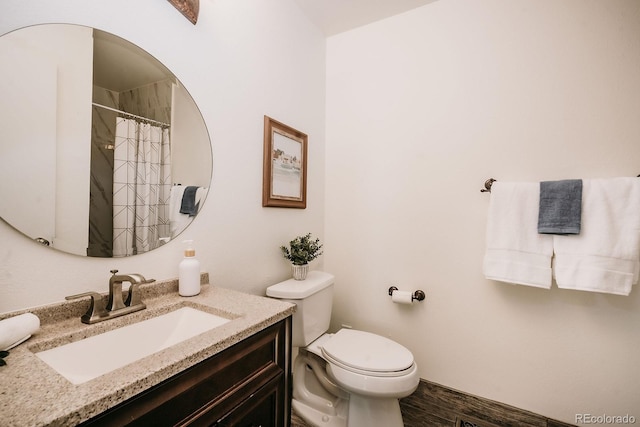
[325,0,640,423]
[0,0,326,311]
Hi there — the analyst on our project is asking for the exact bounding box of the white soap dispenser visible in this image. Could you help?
[179,240,201,296]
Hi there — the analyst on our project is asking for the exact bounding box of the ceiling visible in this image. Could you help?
[94,1,441,91]
[93,29,174,93]
[292,0,438,36]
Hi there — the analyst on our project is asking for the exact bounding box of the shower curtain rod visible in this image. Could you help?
[92,102,170,127]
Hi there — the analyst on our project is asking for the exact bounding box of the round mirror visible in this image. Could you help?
[0,24,212,258]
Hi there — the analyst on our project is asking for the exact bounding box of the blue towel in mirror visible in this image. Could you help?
[538,179,582,234]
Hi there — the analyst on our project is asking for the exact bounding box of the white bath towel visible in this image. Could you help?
[170,185,186,218]
[0,312,40,351]
[169,185,190,237]
[195,187,208,211]
[553,178,640,295]
[483,182,554,288]
[169,186,208,237]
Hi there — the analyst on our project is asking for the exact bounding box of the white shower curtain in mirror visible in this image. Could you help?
[113,117,171,257]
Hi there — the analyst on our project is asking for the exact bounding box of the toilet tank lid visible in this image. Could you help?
[266,271,334,299]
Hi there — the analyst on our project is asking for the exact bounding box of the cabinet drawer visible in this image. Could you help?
[213,375,284,427]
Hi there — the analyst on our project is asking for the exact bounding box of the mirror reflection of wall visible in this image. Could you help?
[0,24,212,258]
[0,24,92,256]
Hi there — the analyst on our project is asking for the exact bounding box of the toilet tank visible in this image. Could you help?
[266,271,334,347]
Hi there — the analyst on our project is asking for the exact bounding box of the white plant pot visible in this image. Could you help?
[291,264,309,280]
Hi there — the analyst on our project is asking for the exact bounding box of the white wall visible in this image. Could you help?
[0,0,326,311]
[171,82,212,187]
[325,0,640,423]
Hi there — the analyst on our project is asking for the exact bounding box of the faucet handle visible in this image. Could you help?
[66,292,109,324]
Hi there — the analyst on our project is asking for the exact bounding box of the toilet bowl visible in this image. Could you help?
[266,271,419,427]
[297,330,419,427]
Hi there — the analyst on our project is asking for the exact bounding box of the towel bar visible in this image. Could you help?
[483,176,640,193]
[480,178,496,193]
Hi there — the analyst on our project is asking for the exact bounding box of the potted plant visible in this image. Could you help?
[280,233,323,280]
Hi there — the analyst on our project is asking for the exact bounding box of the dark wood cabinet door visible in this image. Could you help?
[82,317,292,427]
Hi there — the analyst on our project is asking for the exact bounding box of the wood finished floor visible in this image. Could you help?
[289,379,577,427]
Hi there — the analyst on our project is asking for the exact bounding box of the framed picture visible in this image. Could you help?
[167,0,199,24]
[263,116,308,209]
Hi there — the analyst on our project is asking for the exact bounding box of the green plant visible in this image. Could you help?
[281,233,323,265]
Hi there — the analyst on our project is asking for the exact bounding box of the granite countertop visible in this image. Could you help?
[0,276,295,427]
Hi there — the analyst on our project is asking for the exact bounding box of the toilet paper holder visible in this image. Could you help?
[388,286,425,302]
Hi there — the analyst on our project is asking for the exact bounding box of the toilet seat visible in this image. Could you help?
[321,329,414,377]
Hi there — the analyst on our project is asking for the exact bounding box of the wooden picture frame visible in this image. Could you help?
[262,116,308,209]
[167,0,199,25]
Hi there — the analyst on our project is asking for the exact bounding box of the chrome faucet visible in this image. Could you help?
[66,270,155,324]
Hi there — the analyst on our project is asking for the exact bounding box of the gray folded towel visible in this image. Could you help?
[538,179,582,234]
[180,186,200,217]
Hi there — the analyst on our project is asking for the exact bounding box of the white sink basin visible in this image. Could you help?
[36,306,231,385]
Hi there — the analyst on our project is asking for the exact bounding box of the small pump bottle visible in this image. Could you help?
[179,240,201,296]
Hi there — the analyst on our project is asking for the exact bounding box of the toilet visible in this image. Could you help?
[266,271,419,427]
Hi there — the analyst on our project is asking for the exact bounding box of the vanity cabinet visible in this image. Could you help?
[81,317,292,427]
